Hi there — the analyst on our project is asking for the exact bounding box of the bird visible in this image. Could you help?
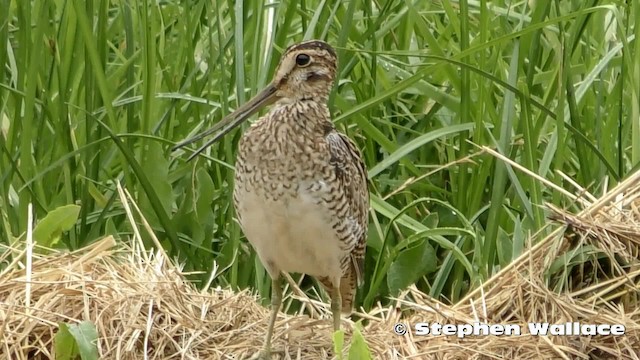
[172,40,369,359]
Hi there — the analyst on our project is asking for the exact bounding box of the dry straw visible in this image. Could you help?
[1,170,640,359]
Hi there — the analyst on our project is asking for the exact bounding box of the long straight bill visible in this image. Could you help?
[172,83,278,161]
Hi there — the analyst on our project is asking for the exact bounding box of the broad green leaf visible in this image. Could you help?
[387,239,437,296]
[424,213,439,229]
[348,325,372,360]
[54,323,79,360]
[195,168,215,218]
[33,205,81,248]
[67,321,99,360]
[142,141,173,214]
[333,329,345,360]
[496,228,512,267]
[193,168,215,246]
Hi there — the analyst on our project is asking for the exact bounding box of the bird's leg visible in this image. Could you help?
[330,285,342,332]
[258,276,282,359]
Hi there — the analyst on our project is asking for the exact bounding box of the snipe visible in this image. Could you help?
[173,40,369,359]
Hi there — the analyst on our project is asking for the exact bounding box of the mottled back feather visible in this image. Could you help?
[318,129,368,313]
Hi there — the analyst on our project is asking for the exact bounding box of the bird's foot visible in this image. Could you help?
[248,349,272,360]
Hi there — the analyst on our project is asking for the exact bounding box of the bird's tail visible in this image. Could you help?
[317,264,358,315]
[338,267,357,314]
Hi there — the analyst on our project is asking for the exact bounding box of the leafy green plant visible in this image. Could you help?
[54,321,99,360]
[32,204,81,248]
[333,324,373,360]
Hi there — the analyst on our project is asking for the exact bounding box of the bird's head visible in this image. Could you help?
[271,40,337,102]
[172,40,338,160]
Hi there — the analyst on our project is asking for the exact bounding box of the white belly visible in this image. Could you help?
[235,183,345,280]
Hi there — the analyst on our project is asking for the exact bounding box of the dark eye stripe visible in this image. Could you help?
[307,72,331,81]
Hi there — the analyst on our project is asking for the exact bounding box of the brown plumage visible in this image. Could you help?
[173,40,369,359]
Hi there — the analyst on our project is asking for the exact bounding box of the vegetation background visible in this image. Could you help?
[1,0,639,316]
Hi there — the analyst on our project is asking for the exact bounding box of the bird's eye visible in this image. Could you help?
[296,53,311,67]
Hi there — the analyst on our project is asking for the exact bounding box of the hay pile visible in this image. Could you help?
[0,235,341,359]
[1,171,640,359]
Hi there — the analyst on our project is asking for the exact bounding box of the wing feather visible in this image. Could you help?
[326,130,369,287]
